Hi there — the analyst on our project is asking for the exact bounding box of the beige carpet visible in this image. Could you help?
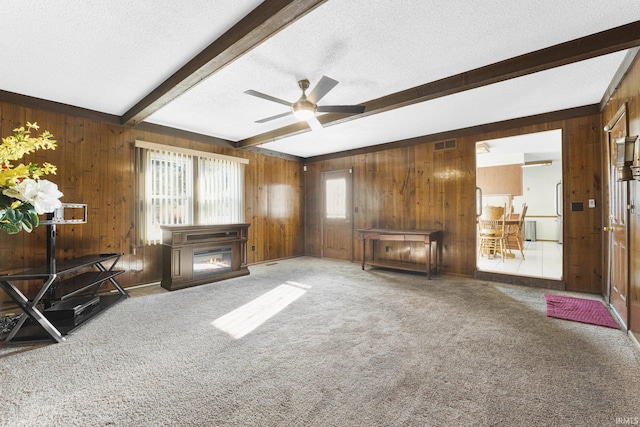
[1,257,639,426]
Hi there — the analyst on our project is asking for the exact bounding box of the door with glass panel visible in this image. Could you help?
[322,168,353,260]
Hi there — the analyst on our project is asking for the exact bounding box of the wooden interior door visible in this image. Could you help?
[605,105,630,328]
[322,168,353,260]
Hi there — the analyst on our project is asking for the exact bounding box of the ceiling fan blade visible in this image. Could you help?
[255,111,293,123]
[307,76,338,104]
[244,89,291,107]
[306,116,323,131]
[317,105,366,114]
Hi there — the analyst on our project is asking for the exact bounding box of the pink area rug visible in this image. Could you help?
[543,294,619,329]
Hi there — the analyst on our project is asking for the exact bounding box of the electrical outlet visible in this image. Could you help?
[588,199,595,208]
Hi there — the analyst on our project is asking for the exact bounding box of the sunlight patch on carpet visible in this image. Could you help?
[212,281,309,338]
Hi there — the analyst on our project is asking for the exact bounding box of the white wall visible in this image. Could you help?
[513,160,562,241]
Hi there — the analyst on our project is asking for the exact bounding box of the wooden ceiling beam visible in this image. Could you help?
[238,20,640,148]
[121,0,327,126]
[305,104,600,162]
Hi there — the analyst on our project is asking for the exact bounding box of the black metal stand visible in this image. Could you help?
[0,204,128,343]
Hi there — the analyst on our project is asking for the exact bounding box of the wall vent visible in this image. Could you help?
[434,139,457,151]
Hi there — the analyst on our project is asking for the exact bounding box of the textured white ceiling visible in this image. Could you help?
[0,0,263,114]
[476,130,563,168]
[1,1,640,158]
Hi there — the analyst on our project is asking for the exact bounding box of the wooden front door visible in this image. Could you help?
[605,105,630,328]
[322,168,353,260]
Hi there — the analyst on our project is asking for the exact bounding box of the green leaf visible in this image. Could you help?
[21,211,39,232]
[5,208,22,223]
[0,221,22,234]
[0,202,38,234]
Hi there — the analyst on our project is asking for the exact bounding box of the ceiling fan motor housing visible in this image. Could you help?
[292,79,317,118]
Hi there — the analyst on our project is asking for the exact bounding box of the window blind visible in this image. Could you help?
[144,149,194,245]
[198,157,245,224]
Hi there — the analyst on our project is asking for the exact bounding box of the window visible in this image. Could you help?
[325,177,347,219]
[136,141,247,245]
[145,150,193,242]
[198,156,244,224]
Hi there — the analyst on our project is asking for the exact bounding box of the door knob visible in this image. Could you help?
[603,226,611,232]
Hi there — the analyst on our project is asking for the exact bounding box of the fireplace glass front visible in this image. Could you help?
[193,247,233,278]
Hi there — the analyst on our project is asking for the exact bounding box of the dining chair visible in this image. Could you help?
[481,204,505,220]
[505,203,527,259]
[477,216,507,262]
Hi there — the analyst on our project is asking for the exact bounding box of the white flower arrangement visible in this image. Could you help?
[0,122,63,233]
[3,178,63,215]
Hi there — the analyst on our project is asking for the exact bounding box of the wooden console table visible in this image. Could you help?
[358,228,443,279]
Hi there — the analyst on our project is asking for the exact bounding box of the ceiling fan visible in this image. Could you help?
[244,76,366,131]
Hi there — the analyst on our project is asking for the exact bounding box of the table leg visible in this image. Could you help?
[434,239,439,275]
[427,240,432,280]
[361,238,366,270]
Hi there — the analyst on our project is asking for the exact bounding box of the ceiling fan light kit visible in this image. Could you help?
[292,105,316,120]
[245,76,365,131]
[292,80,317,120]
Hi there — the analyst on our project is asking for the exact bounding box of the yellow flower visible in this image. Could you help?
[0,121,61,234]
[0,122,57,162]
[41,162,57,175]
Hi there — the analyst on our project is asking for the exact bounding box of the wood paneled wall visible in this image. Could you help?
[0,101,304,304]
[305,114,603,293]
[0,101,609,302]
[601,55,640,339]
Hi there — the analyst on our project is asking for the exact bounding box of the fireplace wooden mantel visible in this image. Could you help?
[160,223,250,291]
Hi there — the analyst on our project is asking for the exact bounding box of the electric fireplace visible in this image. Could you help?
[193,247,233,277]
[160,223,250,291]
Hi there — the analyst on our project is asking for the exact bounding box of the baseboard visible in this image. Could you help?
[629,330,640,352]
[248,255,303,266]
[609,305,628,331]
[108,281,161,294]
[475,270,565,290]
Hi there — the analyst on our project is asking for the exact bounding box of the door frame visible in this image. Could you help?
[474,130,563,283]
[321,167,354,260]
[603,103,631,327]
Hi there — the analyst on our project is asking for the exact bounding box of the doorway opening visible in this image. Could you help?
[476,129,563,280]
